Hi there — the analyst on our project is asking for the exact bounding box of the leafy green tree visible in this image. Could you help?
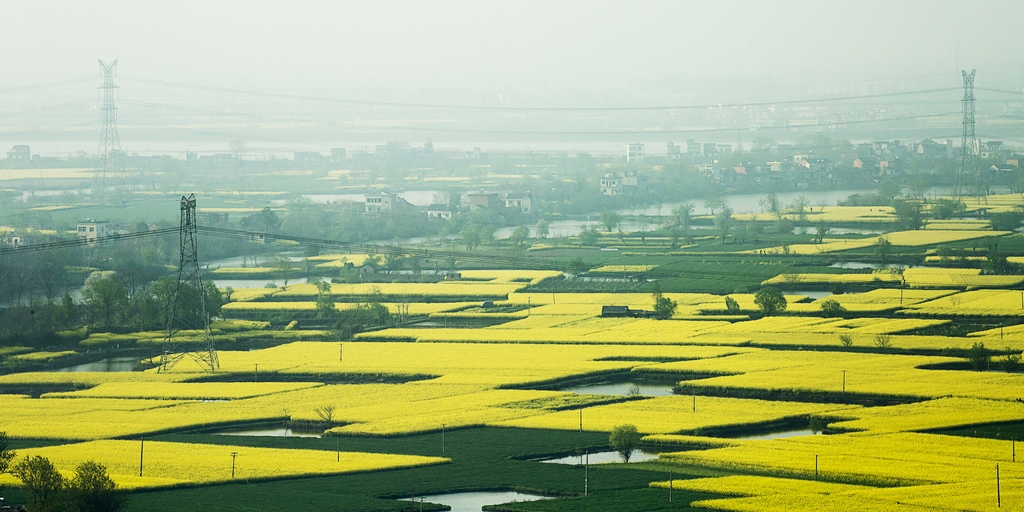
[714,206,734,244]
[673,202,694,231]
[273,253,293,285]
[653,296,677,320]
[931,199,966,220]
[0,431,14,473]
[535,219,550,239]
[968,342,991,371]
[999,348,1022,373]
[384,252,405,274]
[509,225,531,247]
[609,424,642,462]
[813,218,831,244]
[82,271,128,328]
[460,225,481,251]
[874,237,892,265]
[891,199,924,230]
[601,210,621,232]
[12,455,66,512]
[69,460,127,512]
[312,278,335,319]
[989,209,1024,232]
[877,180,901,202]
[567,257,587,276]
[820,299,847,317]
[724,296,740,314]
[754,286,787,316]
[240,207,281,232]
[578,225,599,247]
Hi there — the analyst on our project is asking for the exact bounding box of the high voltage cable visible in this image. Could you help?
[0,227,179,256]
[0,76,96,94]
[120,76,960,112]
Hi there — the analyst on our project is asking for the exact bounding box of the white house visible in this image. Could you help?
[77,219,109,243]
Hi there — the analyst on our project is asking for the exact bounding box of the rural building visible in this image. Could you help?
[504,192,533,214]
[600,174,622,196]
[600,305,655,318]
[0,235,24,247]
[467,192,502,210]
[294,151,324,164]
[365,192,412,214]
[77,219,109,243]
[666,142,682,160]
[426,204,454,220]
[6,145,30,161]
[627,142,644,162]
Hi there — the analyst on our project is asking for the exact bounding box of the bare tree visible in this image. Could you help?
[315,405,336,425]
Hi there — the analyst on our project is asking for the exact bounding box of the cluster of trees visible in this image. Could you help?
[0,432,125,512]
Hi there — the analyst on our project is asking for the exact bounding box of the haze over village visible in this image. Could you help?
[1,2,1024,512]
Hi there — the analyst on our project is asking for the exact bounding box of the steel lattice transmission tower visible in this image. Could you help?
[954,69,979,201]
[160,194,219,372]
[97,59,126,200]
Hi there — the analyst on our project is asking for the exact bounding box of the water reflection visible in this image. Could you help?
[542,449,659,465]
[400,491,551,512]
[54,356,139,373]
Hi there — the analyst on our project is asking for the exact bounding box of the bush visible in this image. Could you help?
[820,299,847,318]
[70,460,127,512]
[1000,349,1022,373]
[968,342,991,371]
[724,296,741,314]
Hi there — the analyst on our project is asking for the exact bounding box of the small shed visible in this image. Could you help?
[601,305,632,318]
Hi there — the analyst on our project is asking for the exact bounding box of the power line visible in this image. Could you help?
[120,76,960,112]
[0,76,96,94]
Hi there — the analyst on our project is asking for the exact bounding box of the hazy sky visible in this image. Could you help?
[3,0,1022,92]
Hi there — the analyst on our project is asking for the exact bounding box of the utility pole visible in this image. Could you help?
[139,438,144,477]
[231,452,238,479]
[160,195,218,373]
[97,60,126,202]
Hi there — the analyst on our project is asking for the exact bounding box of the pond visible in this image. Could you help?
[565,382,675,397]
[294,190,439,207]
[542,449,659,465]
[54,356,139,373]
[400,491,552,511]
[732,429,820,441]
[212,277,309,289]
[209,426,322,438]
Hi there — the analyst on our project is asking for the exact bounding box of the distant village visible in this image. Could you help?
[2,135,1020,249]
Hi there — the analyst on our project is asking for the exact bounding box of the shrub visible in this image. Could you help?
[724,296,741,314]
[1000,349,1022,373]
[968,342,991,371]
[820,299,847,318]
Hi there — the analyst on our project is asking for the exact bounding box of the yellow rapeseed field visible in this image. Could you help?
[0,440,448,489]
[495,395,856,434]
